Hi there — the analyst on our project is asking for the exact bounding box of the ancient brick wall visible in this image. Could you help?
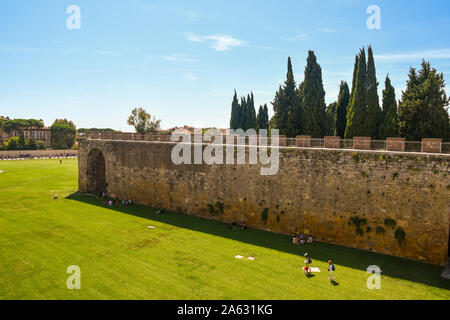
[79,140,450,265]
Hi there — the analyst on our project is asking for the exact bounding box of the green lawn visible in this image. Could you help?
[0,159,449,300]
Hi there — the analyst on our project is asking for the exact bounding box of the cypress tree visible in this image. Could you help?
[345,48,368,139]
[326,102,337,136]
[378,75,399,139]
[239,96,247,130]
[301,51,327,138]
[334,81,350,138]
[263,104,269,129]
[256,105,264,130]
[398,60,450,141]
[350,54,359,100]
[257,104,269,130]
[272,57,301,136]
[246,92,257,130]
[230,90,240,129]
[364,46,382,139]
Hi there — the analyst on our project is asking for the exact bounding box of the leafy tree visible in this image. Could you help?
[378,75,399,139]
[50,119,77,149]
[3,118,43,134]
[364,46,382,139]
[345,48,368,139]
[27,138,38,150]
[334,81,350,138]
[301,51,327,138]
[18,132,26,150]
[5,137,20,150]
[398,60,450,141]
[127,107,161,134]
[36,140,46,150]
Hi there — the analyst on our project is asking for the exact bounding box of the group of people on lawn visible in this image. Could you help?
[100,191,133,207]
[292,233,314,245]
[303,253,336,282]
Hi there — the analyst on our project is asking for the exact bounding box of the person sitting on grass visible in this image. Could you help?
[328,260,336,282]
[299,233,306,244]
[307,235,314,243]
[303,253,312,275]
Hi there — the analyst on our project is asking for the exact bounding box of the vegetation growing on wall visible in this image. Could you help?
[348,216,367,236]
[207,202,224,215]
[384,218,397,228]
[375,226,385,235]
[261,208,269,224]
[395,227,406,247]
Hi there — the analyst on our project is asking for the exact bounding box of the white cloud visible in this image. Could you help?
[180,32,246,51]
[284,34,308,41]
[163,54,198,62]
[375,49,450,61]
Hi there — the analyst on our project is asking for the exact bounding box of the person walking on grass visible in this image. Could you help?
[303,253,312,275]
[328,260,336,281]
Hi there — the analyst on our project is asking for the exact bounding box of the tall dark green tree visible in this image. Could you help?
[334,81,350,138]
[263,104,269,129]
[326,102,337,136]
[246,92,257,130]
[272,57,302,136]
[239,96,247,130]
[350,54,359,100]
[378,75,399,139]
[364,46,382,139]
[230,90,240,130]
[398,60,450,141]
[301,51,327,137]
[257,103,269,130]
[345,48,368,139]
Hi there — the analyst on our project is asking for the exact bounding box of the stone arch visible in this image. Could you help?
[86,148,106,195]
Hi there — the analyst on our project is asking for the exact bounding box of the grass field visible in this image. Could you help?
[0,159,449,300]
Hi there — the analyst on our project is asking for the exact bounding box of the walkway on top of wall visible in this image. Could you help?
[82,139,450,158]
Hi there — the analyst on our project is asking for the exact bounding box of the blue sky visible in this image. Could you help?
[1,0,449,131]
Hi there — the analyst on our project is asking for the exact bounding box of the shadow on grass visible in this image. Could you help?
[66,192,450,291]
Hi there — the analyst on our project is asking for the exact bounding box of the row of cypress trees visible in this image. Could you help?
[329,47,449,141]
[230,91,269,131]
[230,47,449,141]
[270,52,328,138]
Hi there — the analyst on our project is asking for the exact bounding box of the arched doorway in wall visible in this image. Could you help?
[86,148,106,195]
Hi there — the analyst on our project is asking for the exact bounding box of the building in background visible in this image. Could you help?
[0,116,51,148]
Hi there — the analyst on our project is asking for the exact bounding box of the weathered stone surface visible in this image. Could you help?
[79,140,450,265]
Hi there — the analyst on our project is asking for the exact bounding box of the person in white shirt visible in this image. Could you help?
[328,260,336,281]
